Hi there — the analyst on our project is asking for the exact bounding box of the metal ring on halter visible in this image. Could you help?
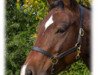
[50,57,58,64]
[75,42,80,47]
[79,28,84,36]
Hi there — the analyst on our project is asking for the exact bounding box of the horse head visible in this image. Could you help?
[20,0,90,75]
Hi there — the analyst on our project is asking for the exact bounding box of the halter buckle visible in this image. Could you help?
[76,45,81,59]
[50,57,58,64]
[79,28,84,36]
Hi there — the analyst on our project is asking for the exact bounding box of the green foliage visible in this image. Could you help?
[6,0,91,75]
[59,60,90,75]
[6,0,47,75]
[77,0,91,8]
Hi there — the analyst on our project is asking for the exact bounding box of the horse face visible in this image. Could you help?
[20,0,80,75]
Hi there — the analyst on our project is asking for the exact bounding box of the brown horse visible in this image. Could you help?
[20,0,90,75]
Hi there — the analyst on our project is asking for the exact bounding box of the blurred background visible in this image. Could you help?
[6,0,91,75]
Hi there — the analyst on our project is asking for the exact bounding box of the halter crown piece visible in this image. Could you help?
[32,5,84,75]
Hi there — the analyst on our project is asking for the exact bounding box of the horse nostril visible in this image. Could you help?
[26,68,32,75]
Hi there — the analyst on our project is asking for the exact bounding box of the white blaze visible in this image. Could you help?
[45,15,54,30]
[20,65,27,75]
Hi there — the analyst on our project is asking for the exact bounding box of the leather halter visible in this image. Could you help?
[32,5,84,74]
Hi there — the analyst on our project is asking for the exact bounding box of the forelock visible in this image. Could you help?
[50,0,64,9]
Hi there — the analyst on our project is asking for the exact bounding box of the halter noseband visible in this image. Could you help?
[32,5,84,74]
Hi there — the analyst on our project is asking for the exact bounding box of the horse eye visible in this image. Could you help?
[56,28,66,33]
[56,22,69,34]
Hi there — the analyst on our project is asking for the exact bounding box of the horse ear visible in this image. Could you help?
[46,0,77,9]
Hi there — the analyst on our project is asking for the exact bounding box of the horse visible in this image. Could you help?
[20,0,90,75]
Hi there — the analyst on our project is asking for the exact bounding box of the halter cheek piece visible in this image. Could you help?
[32,5,84,74]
